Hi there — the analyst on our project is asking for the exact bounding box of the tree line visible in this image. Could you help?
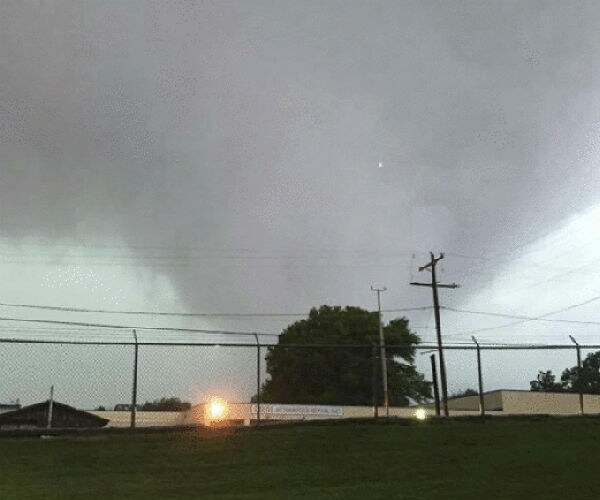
[530,352,600,393]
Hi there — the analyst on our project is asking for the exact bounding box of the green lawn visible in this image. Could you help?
[1,418,599,499]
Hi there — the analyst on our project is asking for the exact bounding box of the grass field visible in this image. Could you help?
[1,417,599,499]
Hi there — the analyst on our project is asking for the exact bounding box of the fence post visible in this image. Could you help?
[253,333,261,426]
[130,329,138,429]
[430,354,441,417]
[372,343,378,418]
[569,335,584,415]
[472,336,485,418]
[47,385,54,429]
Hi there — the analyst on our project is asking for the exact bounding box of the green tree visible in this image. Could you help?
[531,352,600,394]
[560,351,600,394]
[140,397,191,411]
[530,370,564,392]
[259,305,431,406]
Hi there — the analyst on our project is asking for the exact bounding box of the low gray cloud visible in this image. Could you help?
[0,0,598,330]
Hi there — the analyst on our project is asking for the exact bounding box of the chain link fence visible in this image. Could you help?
[1,331,599,429]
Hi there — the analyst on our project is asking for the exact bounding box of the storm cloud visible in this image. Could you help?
[0,0,598,345]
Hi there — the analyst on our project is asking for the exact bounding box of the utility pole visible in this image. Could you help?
[569,335,584,415]
[371,285,389,417]
[410,252,459,417]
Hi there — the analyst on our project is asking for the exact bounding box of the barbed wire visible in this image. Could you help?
[0,336,598,350]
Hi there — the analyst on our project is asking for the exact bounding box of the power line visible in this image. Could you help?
[383,306,434,313]
[445,253,600,277]
[0,301,433,317]
[0,249,420,261]
[483,206,599,263]
[441,210,600,284]
[442,331,598,342]
[0,316,279,337]
[453,296,600,336]
[0,239,420,257]
[0,259,423,269]
[0,312,431,336]
[442,305,600,326]
[508,257,600,294]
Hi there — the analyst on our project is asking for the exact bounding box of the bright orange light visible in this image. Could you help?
[206,396,228,421]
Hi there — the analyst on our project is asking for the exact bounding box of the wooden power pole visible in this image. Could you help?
[411,252,459,417]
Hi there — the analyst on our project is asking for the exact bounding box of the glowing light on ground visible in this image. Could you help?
[206,396,228,422]
[415,408,427,420]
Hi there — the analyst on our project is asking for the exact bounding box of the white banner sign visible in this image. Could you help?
[251,404,343,417]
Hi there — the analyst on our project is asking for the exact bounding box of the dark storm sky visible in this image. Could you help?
[0,1,599,405]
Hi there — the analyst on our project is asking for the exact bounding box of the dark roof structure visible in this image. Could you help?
[0,400,108,430]
[0,403,21,413]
